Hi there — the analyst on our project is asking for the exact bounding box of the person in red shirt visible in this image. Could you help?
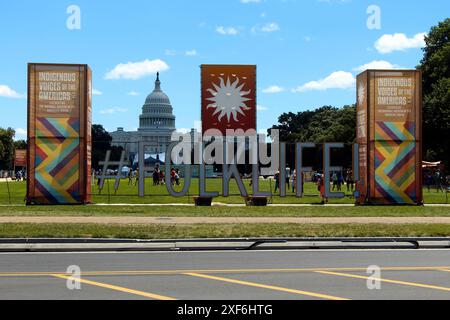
[171,168,176,186]
[317,174,328,204]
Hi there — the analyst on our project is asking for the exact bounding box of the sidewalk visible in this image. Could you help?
[2,216,450,225]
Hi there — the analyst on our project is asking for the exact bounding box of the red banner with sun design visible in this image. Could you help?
[201,65,256,135]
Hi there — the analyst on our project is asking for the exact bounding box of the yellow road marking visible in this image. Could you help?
[316,271,450,293]
[0,266,448,278]
[185,272,350,300]
[51,274,176,300]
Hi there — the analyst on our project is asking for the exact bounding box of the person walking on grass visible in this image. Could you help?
[274,171,280,193]
[285,167,291,190]
[292,169,297,193]
[159,171,165,185]
[170,168,176,186]
[134,168,139,186]
[175,169,180,186]
[128,168,133,185]
[152,169,160,186]
[338,172,344,192]
[434,170,443,192]
[346,169,355,193]
[332,172,338,191]
[317,174,328,204]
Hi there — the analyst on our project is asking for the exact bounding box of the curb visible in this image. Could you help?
[0,238,449,252]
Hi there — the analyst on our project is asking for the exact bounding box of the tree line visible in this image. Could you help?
[0,125,119,171]
[0,128,26,170]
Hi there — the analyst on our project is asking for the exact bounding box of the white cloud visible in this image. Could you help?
[104,59,169,80]
[166,49,198,56]
[177,128,192,134]
[0,85,23,99]
[216,26,239,35]
[99,107,128,115]
[185,49,197,56]
[92,89,102,96]
[252,22,280,34]
[257,105,268,111]
[375,32,426,54]
[15,128,27,139]
[128,91,140,96]
[261,22,280,33]
[354,60,401,73]
[292,71,355,93]
[262,85,285,93]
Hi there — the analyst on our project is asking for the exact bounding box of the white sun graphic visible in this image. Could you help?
[206,76,252,123]
[358,81,366,106]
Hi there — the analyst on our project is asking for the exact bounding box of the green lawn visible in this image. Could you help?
[1,223,450,239]
[1,179,448,205]
[1,204,450,217]
[1,180,449,239]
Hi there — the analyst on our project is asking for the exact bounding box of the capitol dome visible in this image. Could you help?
[110,72,177,157]
[139,73,176,131]
[145,78,171,105]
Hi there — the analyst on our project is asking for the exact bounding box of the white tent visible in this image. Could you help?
[132,153,166,165]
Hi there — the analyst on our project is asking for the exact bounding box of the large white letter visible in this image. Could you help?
[367,5,381,30]
[67,5,81,30]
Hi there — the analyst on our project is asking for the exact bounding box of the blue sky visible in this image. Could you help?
[0,0,448,140]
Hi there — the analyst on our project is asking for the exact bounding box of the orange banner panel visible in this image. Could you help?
[201,65,257,135]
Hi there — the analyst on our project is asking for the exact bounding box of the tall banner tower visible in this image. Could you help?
[201,65,257,135]
[356,70,423,205]
[27,63,92,205]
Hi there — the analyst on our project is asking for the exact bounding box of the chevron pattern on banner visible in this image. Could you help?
[374,122,417,204]
[34,117,81,204]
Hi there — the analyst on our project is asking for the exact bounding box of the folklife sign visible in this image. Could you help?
[356,70,423,205]
[201,65,257,135]
[14,150,27,168]
[27,63,92,205]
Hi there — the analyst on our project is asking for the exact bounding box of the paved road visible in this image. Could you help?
[0,249,449,300]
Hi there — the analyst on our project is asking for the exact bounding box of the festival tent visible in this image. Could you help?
[132,153,166,166]
[422,161,442,168]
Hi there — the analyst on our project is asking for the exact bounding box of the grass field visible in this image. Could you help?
[1,223,450,239]
[1,179,448,205]
[1,204,450,217]
[1,179,449,239]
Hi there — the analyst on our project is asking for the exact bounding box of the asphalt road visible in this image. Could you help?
[0,249,449,300]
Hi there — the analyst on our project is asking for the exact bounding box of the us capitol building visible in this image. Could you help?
[110,73,176,158]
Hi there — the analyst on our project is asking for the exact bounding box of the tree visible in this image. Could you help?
[269,105,356,168]
[92,124,113,170]
[270,105,356,143]
[14,140,27,150]
[91,124,123,170]
[0,127,16,170]
[418,18,450,168]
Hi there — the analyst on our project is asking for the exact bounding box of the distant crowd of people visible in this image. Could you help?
[93,166,182,188]
[150,167,180,186]
[424,169,450,192]
[272,168,356,204]
[13,169,26,181]
[0,169,27,181]
[89,165,449,204]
